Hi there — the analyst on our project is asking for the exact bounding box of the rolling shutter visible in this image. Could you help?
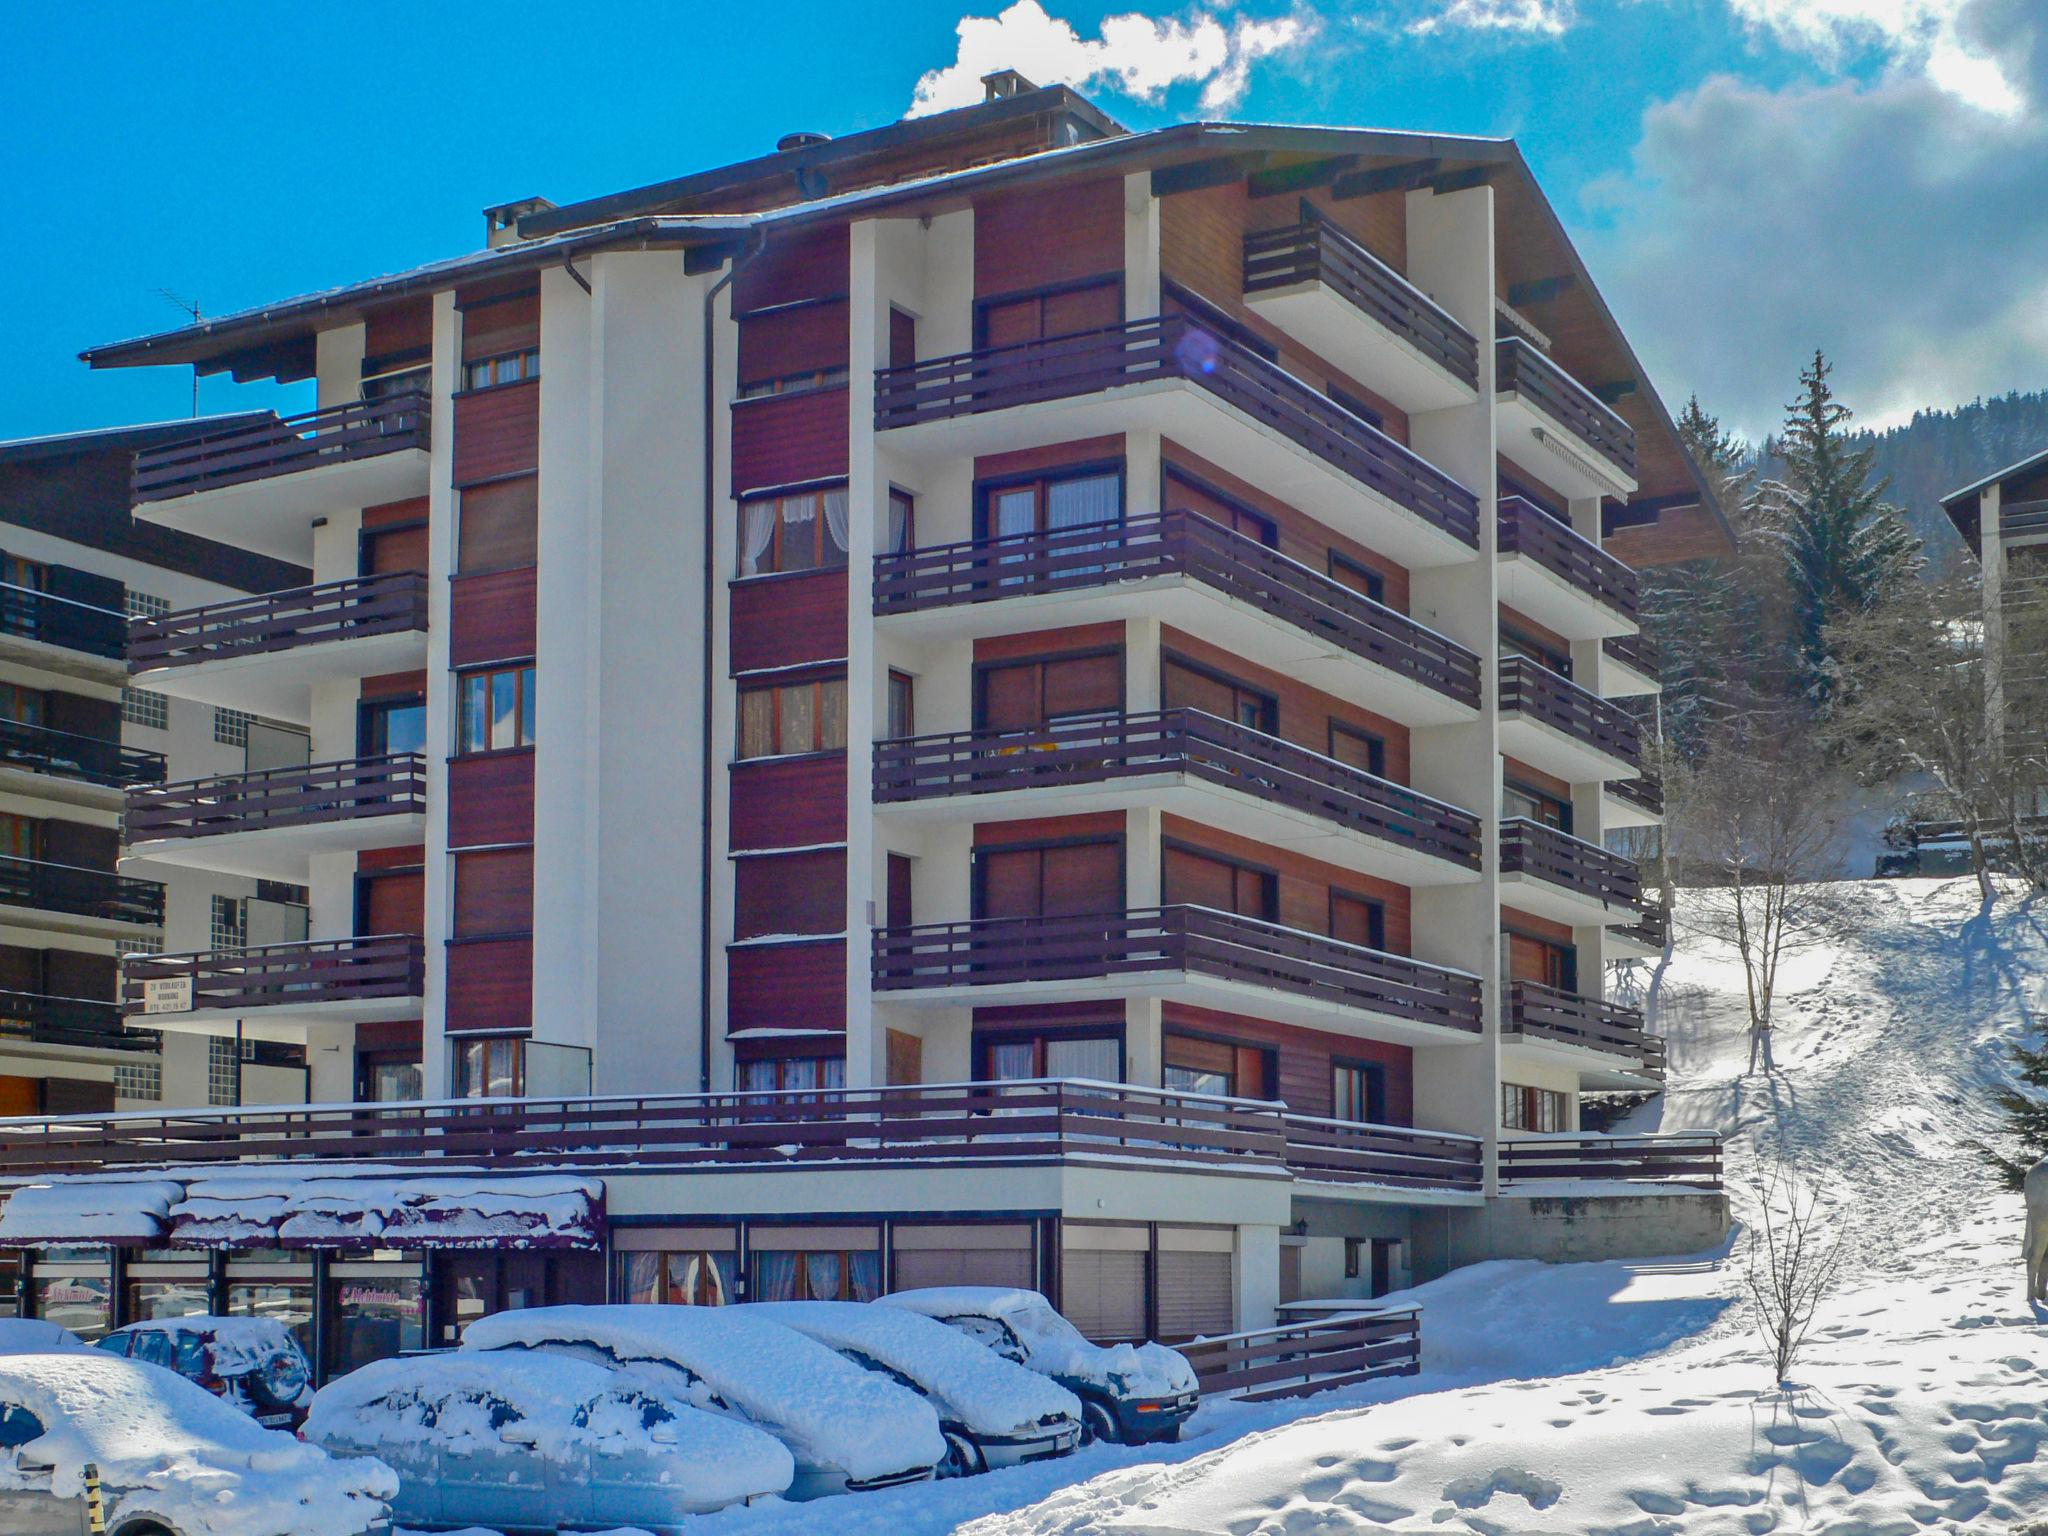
[738,301,848,387]
[1061,1224,1148,1343]
[891,1224,1035,1291]
[1155,1230,1233,1342]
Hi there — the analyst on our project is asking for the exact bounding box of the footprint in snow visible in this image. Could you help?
[1440,1467,1563,1511]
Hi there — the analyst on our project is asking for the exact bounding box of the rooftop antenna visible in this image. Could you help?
[155,290,203,416]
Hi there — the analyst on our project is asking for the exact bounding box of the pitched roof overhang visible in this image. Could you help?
[1939,444,2048,561]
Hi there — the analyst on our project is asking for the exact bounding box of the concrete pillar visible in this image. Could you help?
[419,290,460,1100]
[1123,173,1162,319]
[1235,1224,1281,1332]
[1984,484,2005,749]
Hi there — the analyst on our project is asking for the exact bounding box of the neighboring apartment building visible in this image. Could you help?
[0,423,307,1117]
[1943,449,2048,791]
[12,77,1731,1365]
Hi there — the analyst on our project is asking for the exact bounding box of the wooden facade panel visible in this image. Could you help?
[364,301,434,361]
[727,938,846,1034]
[731,388,848,495]
[973,435,1125,484]
[735,224,849,311]
[739,300,849,384]
[1159,812,1413,952]
[730,571,848,675]
[448,751,536,848]
[1161,1001,1415,1124]
[1160,181,1249,314]
[973,811,1126,848]
[358,843,426,873]
[445,936,532,1031]
[972,621,1124,666]
[735,848,847,939]
[729,754,846,851]
[452,380,540,486]
[362,496,429,530]
[450,566,537,667]
[976,180,1124,297]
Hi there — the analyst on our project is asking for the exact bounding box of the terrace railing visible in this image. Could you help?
[875,711,1481,870]
[1498,656,1642,768]
[0,989,149,1053]
[121,935,423,1015]
[1499,818,1641,909]
[1498,1130,1723,1189]
[0,717,163,789]
[131,393,430,503]
[1281,1113,1483,1191]
[127,753,426,843]
[1495,337,1637,479]
[1608,766,1664,817]
[0,582,127,661]
[129,571,429,672]
[0,853,162,927]
[1505,980,1653,1065]
[1496,496,1638,620]
[1603,629,1661,681]
[1180,1307,1422,1402]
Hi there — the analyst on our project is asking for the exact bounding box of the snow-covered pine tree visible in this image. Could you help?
[1982,1035,2048,1190]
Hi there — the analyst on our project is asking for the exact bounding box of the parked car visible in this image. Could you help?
[756,1300,1082,1476]
[305,1348,793,1532]
[461,1304,945,1498]
[0,1319,86,1355]
[878,1287,1200,1445]
[0,1350,394,1536]
[97,1316,313,1429]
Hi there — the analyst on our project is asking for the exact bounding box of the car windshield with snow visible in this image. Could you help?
[97,1315,313,1429]
[754,1300,1083,1476]
[305,1348,792,1532]
[459,1303,946,1497]
[0,1350,394,1536]
[877,1287,1200,1445]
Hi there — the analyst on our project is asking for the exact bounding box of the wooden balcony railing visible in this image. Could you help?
[1495,337,1637,479]
[1498,656,1642,767]
[1615,896,1671,954]
[1243,215,1479,389]
[1603,629,1660,681]
[874,316,1481,547]
[121,934,423,1015]
[0,582,128,661]
[1498,1130,1723,1189]
[1505,980,1654,1065]
[873,906,1484,1034]
[131,392,430,503]
[0,1078,1292,1181]
[1608,767,1663,817]
[0,989,149,1053]
[1500,818,1641,909]
[1181,1306,1421,1401]
[127,753,426,843]
[0,718,163,789]
[1640,1036,1669,1082]
[1281,1113,1483,1191]
[128,571,429,672]
[874,510,1482,709]
[1496,497,1638,620]
[0,853,162,927]
[875,711,1481,869]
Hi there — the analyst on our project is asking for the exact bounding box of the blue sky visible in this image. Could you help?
[6,0,2043,444]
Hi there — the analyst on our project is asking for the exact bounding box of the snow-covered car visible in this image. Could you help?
[460,1303,945,1498]
[304,1348,793,1532]
[0,1350,395,1536]
[755,1300,1082,1476]
[877,1287,1199,1445]
[0,1319,86,1355]
[97,1316,313,1429]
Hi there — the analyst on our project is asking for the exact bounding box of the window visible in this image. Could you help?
[1161,656,1275,734]
[734,365,850,400]
[454,1036,524,1099]
[210,894,246,953]
[0,684,41,726]
[207,1035,243,1107]
[975,650,1122,732]
[617,1249,735,1307]
[1163,1032,1268,1098]
[214,707,251,747]
[752,1247,880,1302]
[0,814,36,862]
[361,363,430,400]
[360,694,427,757]
[125,591,169,620]
[886,671,915,740]
[1504,778,1571,833]
[1332,1061,1386,1124]
[1162,468,1277,546]
[457,477,538,572]
[976,279,1120,347]
[975,839,1123,920]
[364,1058,423,1104]
[122,687,167,731]
[982,1031,1121,1083]
[462,347,539,392]
[457,664,536,755]
[885,489,915,555]
[1330,891,1387,951]
[1329,723,1387,778]
[124,935,164,959]
[1502,1082,1568,1132]
[979,467,1122,542]
[0,555,46,594]
[1329,552,1387,605]
[453,847,534,939]
[737,487,848,577]
[1161,843,1275,920]
[737,676,845,759]
[1507,929,1576,991]
[115,1052,164,1103]
[1500,624,1571,677]
[737,1053,845,1096]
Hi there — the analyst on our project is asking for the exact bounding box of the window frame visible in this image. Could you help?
[459,347,540,394]
[358,691,428,759]
[975,1024,1125,1083]
[886,670,915,740]
[1331,1059,1388,1125]
[972,275,1124,350]
[735,674,848,761]
[1328,721,1388,779]
[973,459,1127,543]
[735,485,850,580]
[971,834,1127,923]
[1160,650,1278,735]
[1160,464,1278,547]
[455,663,537,757]
[453,1035,525,1100]
[1159,837,1278,922]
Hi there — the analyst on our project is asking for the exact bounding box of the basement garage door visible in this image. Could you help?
[890,1223,1035,1291]
[1060,1224,1148,1343]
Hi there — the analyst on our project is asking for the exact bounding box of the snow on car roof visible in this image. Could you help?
[109,1315,306,1375]
[0,1352,393,1536]
[878,1288,1198,1399]
[0,1319,86,1354]
[461,1303,944,1481]
[754,1301,1081,1434]
[874,1286,1053,1321]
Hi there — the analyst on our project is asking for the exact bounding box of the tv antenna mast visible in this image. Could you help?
[155,290,203,416]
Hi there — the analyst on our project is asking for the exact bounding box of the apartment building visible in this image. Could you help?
[19,76,1732,1364]
[1944,449,2048,795]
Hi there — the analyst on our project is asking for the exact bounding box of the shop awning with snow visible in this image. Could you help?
[169,1171,605,1251]
[0,1176,186,1248]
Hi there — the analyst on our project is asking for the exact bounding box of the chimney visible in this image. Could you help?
[777,131,831,152]
[981,69,1036,101]
[481,196,556,249]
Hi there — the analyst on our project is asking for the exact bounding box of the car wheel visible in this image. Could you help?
[1079,1399,1118,1446]
[938,1430,984,1478]
[114,1524,173,1536]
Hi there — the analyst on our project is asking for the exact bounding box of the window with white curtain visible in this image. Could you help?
[738,487,849,576]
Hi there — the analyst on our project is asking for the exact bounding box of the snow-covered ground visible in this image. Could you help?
[397,876,2048,1534]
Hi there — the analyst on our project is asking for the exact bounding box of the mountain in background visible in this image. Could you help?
[1749,387,2048,562]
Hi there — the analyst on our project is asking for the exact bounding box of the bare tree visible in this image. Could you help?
[1743,1157,1845,1385]
[1673,716,1848,1072]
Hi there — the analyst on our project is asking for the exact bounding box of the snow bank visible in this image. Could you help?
[171,1170,603,1249]
[0,1351,393,1536]
[754,1302,1081,1434]
[0,1174,183,1245]
[878,1288,1197,1399]
[460,1304,944,1482]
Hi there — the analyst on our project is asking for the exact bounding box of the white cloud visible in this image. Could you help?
[1410,0,1574,37]
[908,0,1315,118]
[1722,0,2020,113]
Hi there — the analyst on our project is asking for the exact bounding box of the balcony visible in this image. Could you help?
[0,718,163,807]
[874,315,1481,569]
[130,393,431,565]
[1498,818,1640,926]
[1281,1113,1483,1198]
[1495,337,1637,499]
[128,571,429,723]
[1499,1131,1722,1190]
[1242,215,1479,412]
[1602,630,1660,695]
[874,510,1480,724]
[1611,893,1671,959]
[1504,980,1659,1086]
[122,935,424,1028]
[1495,497,1637,640]
[125,753,427,881]
[1604,765,1663,830]
[876,711,1480,887]
[1497,656,1641,783]
[0,854,162,937]
[0,582,129,686]
[874,905,1483,1044]
[0,990,151,1055]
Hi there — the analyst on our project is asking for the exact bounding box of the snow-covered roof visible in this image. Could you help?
[170,1170,604,1251]
[0,1175,184,1247]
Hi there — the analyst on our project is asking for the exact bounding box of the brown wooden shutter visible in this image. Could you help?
[980,297,1040,350]
[1163,1032,1235,1077]
[738,301,848,386]
[1042,281,1120,338]
[734,849,847,939]
[44,949,115,1001]
[1161,660,1235,718]
[363,871,425,936]
[458,477,539,573]
[364,523,429,576]
[1163,846,1235,910]
[978,848,1041,920]
[1042,653,1120,718]
[1332,894,1384,950]
[0,945,38,993]
[979,663,1042,731]
[1043,842,1120,916]
[453,849,534,939]
[42,819,115,871]
[40,1077,115,1115]
[461,291,539,361]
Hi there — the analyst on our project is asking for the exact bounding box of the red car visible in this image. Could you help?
[96,1316,314,1429]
